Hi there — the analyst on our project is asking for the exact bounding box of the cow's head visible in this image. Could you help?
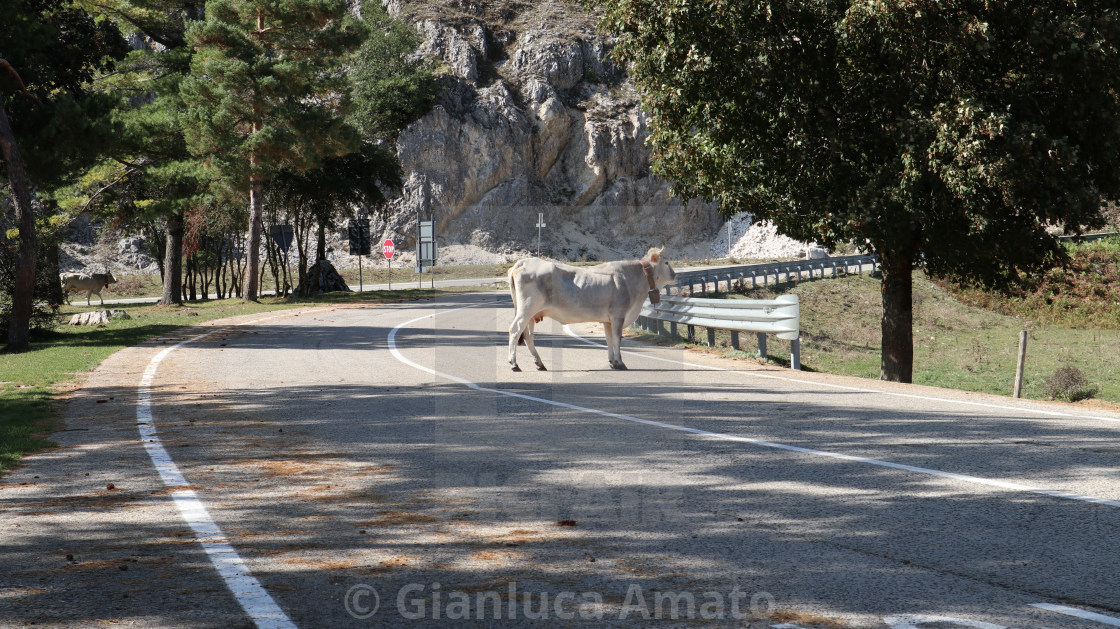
[644,246,676,287]
[105,271,117,285]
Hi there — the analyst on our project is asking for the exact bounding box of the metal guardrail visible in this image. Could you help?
[673,254,879,295]
[639,294,802,370]
[634,253,877,369]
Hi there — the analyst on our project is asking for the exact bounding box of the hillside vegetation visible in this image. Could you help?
[945,239,1120,330]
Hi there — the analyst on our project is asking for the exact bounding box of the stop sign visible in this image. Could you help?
[382,239,395,259]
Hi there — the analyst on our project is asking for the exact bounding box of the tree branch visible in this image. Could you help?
[0,58,43,106]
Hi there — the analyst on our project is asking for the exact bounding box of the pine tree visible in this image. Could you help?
[180,0,367,301]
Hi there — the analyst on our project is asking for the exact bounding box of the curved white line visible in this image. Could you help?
[562,325,1120,424]
[388,302,1120,509]
[136,309,329,629]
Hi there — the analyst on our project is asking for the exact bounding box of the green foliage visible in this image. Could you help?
[1043,366,1097,402]
[180,0,368,194]
[349,1,442,139]
[598,1,1120,285]
[74,0,200,49]
[268,141,402,224]
[0,228,61,339]
[0,0,129,187]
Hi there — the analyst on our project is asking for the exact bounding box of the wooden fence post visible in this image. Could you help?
[1013,330,1028,398]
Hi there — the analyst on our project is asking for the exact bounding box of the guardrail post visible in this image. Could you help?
[707,328,716,348]
[687,325,695,342]
[655,318,664,336]
[790,337,801,370]
[757,333,767,360]
[731,331,740,350]
[670,321,678,337]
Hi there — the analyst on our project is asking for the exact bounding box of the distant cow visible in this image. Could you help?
[507,247,677,371]
[61,271,117,306]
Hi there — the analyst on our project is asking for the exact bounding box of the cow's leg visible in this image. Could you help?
[508,317,523,371]
[604,319,627,370]
[522,318,546,371]
[97,291,104,306]
[509,312,532,371]
[86,291,92,306]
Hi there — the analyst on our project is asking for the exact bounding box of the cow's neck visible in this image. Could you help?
[639,259,661,304]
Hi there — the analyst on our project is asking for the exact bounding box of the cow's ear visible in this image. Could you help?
[648,247,660,263]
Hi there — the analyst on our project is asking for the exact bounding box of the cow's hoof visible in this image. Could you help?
[536,364,547,371]
[511,365,522,372]
[610,363,628,370]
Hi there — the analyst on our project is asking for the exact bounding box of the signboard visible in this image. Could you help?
[348,218,371,256]
[417,220,436,271]
[382,239,395,259]
[418,242,436,268]
[270,225,294,252]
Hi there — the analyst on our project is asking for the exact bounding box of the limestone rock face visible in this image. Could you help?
[375,1,724,261]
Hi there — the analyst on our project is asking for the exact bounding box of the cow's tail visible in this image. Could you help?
[507,264,525,346]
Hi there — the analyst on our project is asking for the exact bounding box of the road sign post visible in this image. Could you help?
[349,218,371,292]
[383,239,395,290]
[536,212,546,257]
[269,225,294,296]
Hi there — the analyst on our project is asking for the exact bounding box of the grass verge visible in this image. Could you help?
[0,287,472,477]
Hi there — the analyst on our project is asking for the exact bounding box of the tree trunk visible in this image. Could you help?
[0,102,37,352]
[244,172,264,301]
[159,211,183,305]
[879,249,914,383]
[186,255,196,301]
[316,220,327,262]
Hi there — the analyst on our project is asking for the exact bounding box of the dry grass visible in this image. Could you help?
[767,608,851,629]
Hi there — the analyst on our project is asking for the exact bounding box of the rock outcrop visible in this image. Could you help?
[373,0,724,261]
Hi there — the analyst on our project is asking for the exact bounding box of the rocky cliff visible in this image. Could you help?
[375,0,725,261]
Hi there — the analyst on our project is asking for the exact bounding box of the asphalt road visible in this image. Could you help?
[4,292,1120,629]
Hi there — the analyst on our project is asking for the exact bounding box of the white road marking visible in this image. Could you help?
[388,304,1120,509]
[562,325,1120,424]
[136,309,328,629]
[1030,603,1120,626]
[883,615,1006,629]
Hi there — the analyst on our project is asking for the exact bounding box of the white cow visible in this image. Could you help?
[61,271,117,306]
[507,247,677,371]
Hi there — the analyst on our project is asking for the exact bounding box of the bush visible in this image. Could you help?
[1042,366,1098,402]
[0,237,62,341]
